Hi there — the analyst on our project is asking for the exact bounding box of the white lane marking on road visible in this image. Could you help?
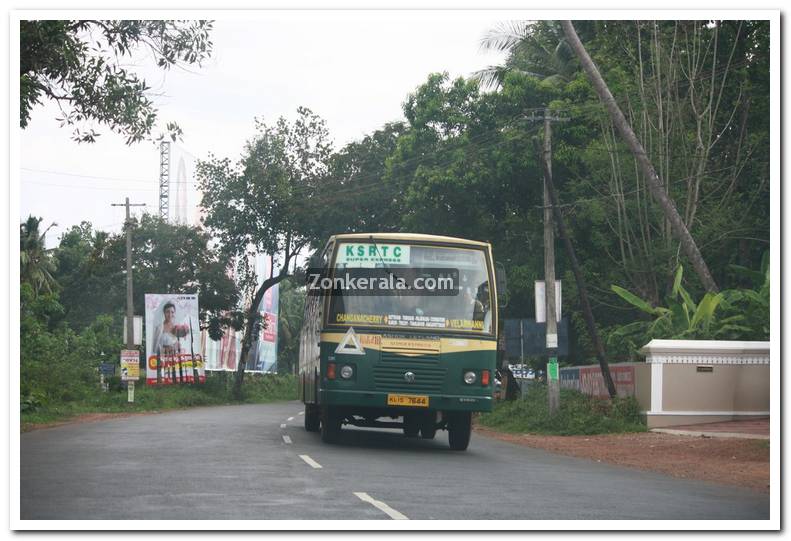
[282,435,292,444]
[287,416,295,421]
[354,492,408,520]
[299,455,322,469]
[280,423,287,429]
[298,411,304,416]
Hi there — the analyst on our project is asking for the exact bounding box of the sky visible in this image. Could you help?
[19,12,507,246]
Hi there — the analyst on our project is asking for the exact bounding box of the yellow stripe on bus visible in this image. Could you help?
[320,332,496,354]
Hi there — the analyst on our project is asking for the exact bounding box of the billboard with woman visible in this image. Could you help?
[145,294,204,384]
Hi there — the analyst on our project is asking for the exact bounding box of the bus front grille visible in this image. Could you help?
[381,351,439,364]
[373,363,446,393]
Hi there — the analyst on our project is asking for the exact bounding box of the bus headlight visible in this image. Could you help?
[463,371,477,385]
[340,365,354,379]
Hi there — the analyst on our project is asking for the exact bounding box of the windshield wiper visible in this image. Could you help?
[368,235,394,274]
[368,235,411,292]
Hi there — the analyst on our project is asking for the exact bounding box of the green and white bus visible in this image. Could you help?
[298,233,502,451]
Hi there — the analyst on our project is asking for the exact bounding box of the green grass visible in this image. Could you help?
[479,386,647,436]
[21,372,299,429]
[755,439,770,451]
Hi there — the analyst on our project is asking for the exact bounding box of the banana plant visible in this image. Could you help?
[719,251,770,339]
[608,261,765,351]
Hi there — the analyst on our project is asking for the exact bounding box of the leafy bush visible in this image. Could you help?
[478,386,646,435]
[22,370,299,426]
[238,373,299,402]
[608,255,770,353]
[20,284,117,409]
[20,391,45,412]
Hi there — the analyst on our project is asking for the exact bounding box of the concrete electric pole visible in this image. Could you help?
[542,109,559,415]
[111,197,146,349]
[529,106,618,400]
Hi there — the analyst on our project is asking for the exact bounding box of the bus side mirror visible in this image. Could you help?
[308,253,323,269]
[495,262,508,308]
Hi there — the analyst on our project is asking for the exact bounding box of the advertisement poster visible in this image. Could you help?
[120,349,140,381]
[202,326,241,371]
[202,252,278,373]
[577,365,636,398]
[247,279,278,373]
[145,294,204,384]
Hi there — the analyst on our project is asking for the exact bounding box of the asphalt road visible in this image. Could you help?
[20,401,769,521]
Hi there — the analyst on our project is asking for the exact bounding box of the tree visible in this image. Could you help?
[560,20,719,293]
[322,122,406,234]
[20,20,213,143]
[561,20,768,301]
[20,280,125,411]
[20,216,58,296]
[197,107,334,399]
[53,216,238,333]
[475,20,583,89]
[276,279,306,374]
[609,260,769,354]
[472,20,768,360]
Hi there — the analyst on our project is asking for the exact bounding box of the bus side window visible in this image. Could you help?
[322,243,333,269]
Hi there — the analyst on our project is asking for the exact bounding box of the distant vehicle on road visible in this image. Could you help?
[508,364,535,380]
[298,233,504,450]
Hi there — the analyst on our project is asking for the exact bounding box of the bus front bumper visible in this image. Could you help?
[320,389,493,413]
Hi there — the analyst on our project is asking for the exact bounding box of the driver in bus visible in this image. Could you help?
[463,286,485,322]
[476,281,492,332]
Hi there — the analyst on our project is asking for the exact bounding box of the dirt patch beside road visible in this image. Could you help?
[474,426,770,493]
[21,411,160,433]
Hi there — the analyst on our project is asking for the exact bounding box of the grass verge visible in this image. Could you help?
[21,372,298,429]
[478,386,646,435]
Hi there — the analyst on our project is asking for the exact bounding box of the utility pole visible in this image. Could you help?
[112,198,147,349]
[529,108,618,400]
[540,155,618,399]
[542,108,563,415]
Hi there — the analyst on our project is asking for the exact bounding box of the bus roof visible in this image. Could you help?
[329,232,490,248]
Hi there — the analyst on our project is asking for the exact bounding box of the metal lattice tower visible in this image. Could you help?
[174,156,188,225]
[158,141,171,221]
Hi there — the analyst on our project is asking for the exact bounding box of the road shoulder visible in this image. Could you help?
[22,411,161,432]
[474,425,770,493]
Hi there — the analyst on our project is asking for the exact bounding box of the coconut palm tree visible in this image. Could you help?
[20,216,58,295]
[473,20,579,89]
[560,20,719,292]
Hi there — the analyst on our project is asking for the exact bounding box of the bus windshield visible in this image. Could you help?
[327,242,493,334]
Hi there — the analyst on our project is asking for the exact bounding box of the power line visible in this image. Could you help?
[199,106,545,205]
[20,167,198,185]
[541,164,742,210]
[22,98,754,210]
[22,180,156,192]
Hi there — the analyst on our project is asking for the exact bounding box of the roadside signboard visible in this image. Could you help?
[547,359,559,381]
[120,349,140,381]
[145,294,203,384]
[99,363,115,376]
[123,315,144,346]
[534,280,562,323]
[504,318,569,358]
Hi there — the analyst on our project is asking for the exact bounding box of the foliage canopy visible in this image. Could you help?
[20,19,213,143]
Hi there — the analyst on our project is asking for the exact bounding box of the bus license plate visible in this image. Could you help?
[387,394,429,407]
